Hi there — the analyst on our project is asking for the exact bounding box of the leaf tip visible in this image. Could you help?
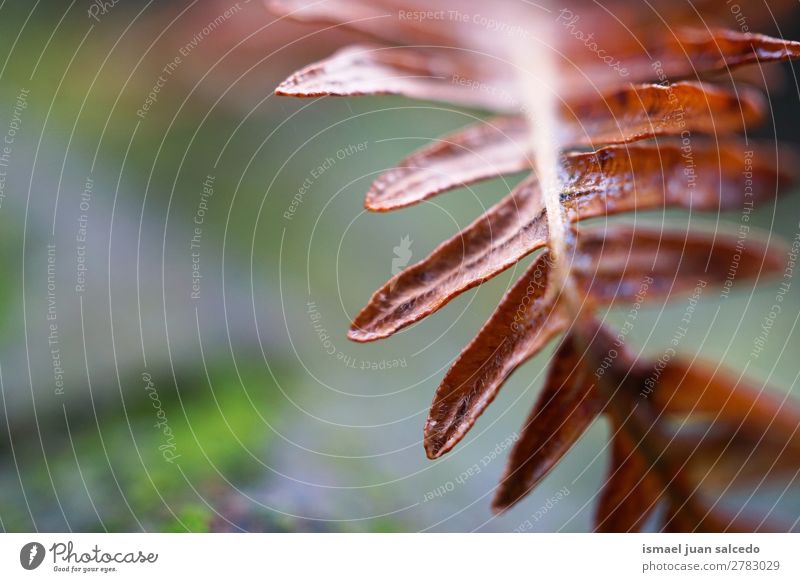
[274,76,300,97]
[346,326,379,343]
[363,194,395,212]
[422,422,450,459]
[490,484,523,515]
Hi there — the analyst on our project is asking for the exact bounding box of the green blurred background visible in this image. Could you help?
[0,0,799,532]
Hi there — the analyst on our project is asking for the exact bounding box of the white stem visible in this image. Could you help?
[510,24,572,302]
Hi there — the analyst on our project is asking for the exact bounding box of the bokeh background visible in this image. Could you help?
[0,0,799,532]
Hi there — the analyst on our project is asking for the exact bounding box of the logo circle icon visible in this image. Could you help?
[20,542,46,570]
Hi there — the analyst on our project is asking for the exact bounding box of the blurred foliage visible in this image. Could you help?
[1,364,282,532]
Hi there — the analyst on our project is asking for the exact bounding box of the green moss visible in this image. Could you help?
[163,504,214,533]
[0,366,284,532]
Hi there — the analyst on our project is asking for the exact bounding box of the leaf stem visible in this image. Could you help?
[510,21,581,312]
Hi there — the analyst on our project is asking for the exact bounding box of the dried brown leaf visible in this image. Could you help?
[661,28,800,75]
[594,430,664,532]
[424,251,566,459]
[267,0,466,46]
[274,44,515,110]
[567,29,800,95]
[366,82,764,212]
[678,422,800,490]
[349,172,543,343]
[566,81,764,147]
[365,116,530,212]
[559,140,791,213]
[576,224,786,303]
[649,359,800,489]
[492,334,600,511]
[652,360,800,426]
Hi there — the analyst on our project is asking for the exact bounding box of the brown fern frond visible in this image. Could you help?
[272,0,800,531]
